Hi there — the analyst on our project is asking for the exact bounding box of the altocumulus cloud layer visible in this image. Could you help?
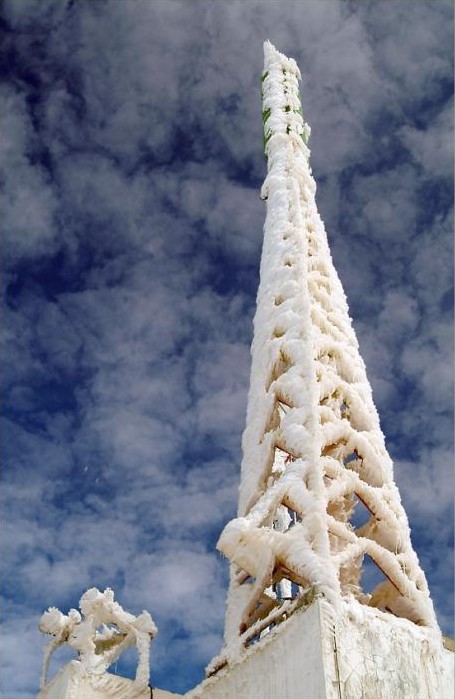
[2,0,453,696]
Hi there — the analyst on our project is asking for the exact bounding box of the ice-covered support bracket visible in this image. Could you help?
[39,588,157,693]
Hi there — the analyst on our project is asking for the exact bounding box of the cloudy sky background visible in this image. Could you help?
[2,0,453,696]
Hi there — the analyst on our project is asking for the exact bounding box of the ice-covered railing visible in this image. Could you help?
[212,41,439,668]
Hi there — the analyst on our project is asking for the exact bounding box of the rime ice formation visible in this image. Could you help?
[39,588,157,694]
[215,41,439,662]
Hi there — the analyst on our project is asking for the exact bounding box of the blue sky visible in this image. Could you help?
[2,1,453,696]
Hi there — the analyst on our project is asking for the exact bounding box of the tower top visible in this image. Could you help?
[262,41,310,157]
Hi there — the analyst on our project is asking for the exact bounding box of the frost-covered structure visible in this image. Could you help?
[216,41,439,661]
[36,40,451,699]
[38,588,157,696]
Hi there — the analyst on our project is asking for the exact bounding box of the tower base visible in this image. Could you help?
[189,598,454,699]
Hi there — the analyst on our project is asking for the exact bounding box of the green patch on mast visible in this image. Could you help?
[261,72,309,156]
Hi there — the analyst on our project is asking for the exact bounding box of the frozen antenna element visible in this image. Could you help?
[216,40,439,659]
[39,587,157,695]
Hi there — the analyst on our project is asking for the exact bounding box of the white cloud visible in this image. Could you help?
[3,88,59,260]
[401,99,454,177]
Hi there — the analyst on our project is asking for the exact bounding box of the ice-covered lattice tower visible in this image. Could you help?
[217,38,438,644]
[189,42,453,699]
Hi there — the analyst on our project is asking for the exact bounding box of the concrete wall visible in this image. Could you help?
[333,604,454,699]
[37,661,182,699]
[189,601,332,699]
[188,599,454,699]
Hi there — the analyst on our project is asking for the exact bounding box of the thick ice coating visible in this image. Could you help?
[39,588,157,692]
[216,40,439,662]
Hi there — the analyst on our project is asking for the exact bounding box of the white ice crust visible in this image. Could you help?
[191,598,451,699]
[216,41,440,663]
[39,588,157,694]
